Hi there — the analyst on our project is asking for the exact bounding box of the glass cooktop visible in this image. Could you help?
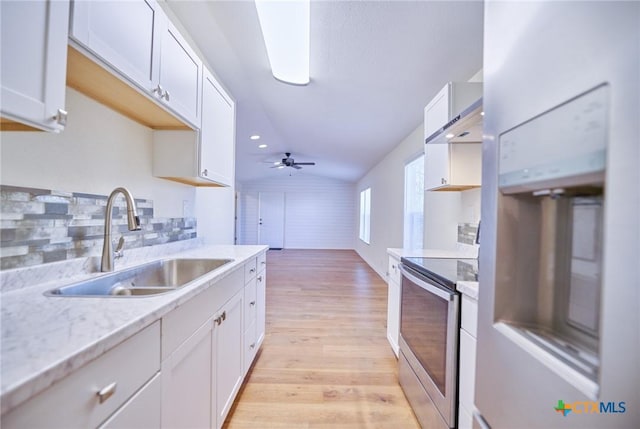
[400,257,478,290]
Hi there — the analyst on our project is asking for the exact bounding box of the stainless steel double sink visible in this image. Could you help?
[45,258,233,297]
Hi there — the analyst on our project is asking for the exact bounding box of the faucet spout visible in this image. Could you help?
[101,187,141,272]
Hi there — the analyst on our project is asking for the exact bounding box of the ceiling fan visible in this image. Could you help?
[271,152,316,170]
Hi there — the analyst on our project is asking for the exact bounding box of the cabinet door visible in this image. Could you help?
[0,0,69,132]
[100,373,161,429]
[256,270,267,347]
[424,84,449,139]
[458,328,477,413]
[161,319,213,429]
[214,290,244,429]
[70,0,161,92]
[200,68,235,185]
[159,18,201,126]
[424,143,451,190]
[386,277,400,357]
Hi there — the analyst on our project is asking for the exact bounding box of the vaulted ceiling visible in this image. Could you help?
[165,0,484,184]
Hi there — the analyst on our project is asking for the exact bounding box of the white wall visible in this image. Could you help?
[238,175,355,249]
[354,127,481,278]
[354,125,426,278]
[0,88,234,244]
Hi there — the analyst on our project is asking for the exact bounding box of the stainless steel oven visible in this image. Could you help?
[398,257,476,429]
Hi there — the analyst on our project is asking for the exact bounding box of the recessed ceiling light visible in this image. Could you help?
[255,0,310,85]
[258,144,268,149]
[250,135,261,140]
[446,133,455,139]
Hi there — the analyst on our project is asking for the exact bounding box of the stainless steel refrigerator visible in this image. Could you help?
[475,2,639,428]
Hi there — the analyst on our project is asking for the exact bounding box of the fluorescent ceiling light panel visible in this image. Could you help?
[255,0,310,85]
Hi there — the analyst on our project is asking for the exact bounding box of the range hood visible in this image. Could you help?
[425,98,483,144]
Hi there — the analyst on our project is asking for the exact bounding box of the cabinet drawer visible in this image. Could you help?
[243,321,257,375]
[99,372,161,429]
[388,256,401,285]
[461,294,478,338]
[257,252,267,273]
[2,321,160,429]
[244,258,257,283]
[162,267,243,360]
[244,277,257,331]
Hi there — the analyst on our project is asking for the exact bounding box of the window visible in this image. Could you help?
[404,155,424,249]
[359,187,371,244]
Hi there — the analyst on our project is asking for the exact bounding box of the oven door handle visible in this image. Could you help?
[399,264,455,301]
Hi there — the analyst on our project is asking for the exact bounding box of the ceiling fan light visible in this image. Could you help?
[250,134,261,140]
[255,0,310,85]
[258,144,268,149]
[277,165,285,169]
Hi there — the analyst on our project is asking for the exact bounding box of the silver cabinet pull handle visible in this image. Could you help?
[250,268,256,274]
[163,90,170,101]
[221,311,226,321]
[202,169,208,176]
[257,276,263,282]
[215,316,222,325]
[250,343,255,349]
[53,109,68,126]
[250,301,256,307]
[97,382,117,404]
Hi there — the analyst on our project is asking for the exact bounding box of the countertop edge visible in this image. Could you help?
[456,281,479,300]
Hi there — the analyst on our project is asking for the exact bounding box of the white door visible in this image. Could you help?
[258,192,285,249]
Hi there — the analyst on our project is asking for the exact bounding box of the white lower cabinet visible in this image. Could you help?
[160,255,266,429]
[1,321,161,429]
[255,268,266,348]
[458,294,478,429]
[214,290,244,428]
[100,373,162,429]
[161,319,214,429]
[386,255,401,357]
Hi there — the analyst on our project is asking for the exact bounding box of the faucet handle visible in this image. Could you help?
[114,236,126,259]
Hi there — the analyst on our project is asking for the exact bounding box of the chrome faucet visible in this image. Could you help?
[101,187,141,272]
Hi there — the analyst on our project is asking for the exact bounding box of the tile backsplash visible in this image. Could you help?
[0,185,196,270]
[457,222,479,245]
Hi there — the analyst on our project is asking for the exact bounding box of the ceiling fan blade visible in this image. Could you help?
[292,165,302,170]
[293,162,315,165]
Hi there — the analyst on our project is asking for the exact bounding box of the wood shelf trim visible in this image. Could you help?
[66,46,192,131]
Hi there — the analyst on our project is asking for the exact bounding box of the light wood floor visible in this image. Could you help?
[223,249,420,429]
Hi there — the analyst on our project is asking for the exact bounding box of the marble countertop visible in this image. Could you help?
[0,242,267,415]
[456,281,479,300]
[387,246,478,259]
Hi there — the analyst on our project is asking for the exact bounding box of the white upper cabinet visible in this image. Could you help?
[424,143,482,191]
[0,0,69,132]
[70,0,161,92]
[424,82,483,191]
[424,82,482,141]
[152,68,235,187]
[70,0,201,127]
[200,68,235,185]
[157,17,202,126]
